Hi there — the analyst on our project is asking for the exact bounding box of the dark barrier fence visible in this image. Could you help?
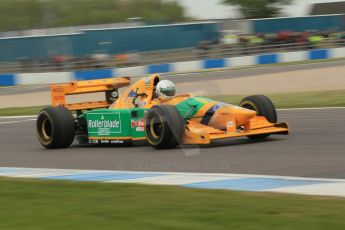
[0,22,219,62]
[1,38,344,74]
[252,15,345,33]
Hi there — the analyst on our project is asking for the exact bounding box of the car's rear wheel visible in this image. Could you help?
[145,105,185,149]
[239,95,277,140]
[36,106,75,149]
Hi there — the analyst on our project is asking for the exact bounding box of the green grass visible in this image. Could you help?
[0,90,345,116]
[0,177,344,230]
[210,90,345,109]
[0,0,186,32]
[0,105,46,116]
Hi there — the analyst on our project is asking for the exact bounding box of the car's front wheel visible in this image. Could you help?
[240,95,277,140]
[145,105,185,149]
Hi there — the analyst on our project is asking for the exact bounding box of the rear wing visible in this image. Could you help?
[50,77,131,111]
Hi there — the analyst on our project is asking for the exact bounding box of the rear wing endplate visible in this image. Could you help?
[50,77,131,111]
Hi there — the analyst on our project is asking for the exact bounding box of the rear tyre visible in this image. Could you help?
[239,95,277,140]
[145,105,185,149]
[36,106,75,149]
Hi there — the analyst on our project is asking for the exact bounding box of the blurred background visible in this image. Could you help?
[0,3,345,228]
[0,0,344,73]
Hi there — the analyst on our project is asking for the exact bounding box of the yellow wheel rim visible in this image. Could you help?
[150,117,159,139]
[240,100,257,112]
[41,117,51,140]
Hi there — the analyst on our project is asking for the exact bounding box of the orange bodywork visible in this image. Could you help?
[111,74,161,109]
[183,117,288,144]
[50,77,130,110]
[50,74,289,145]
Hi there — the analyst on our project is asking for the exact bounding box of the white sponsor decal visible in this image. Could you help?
[110,140,124,144]
[145,77,150,86]
[227,121,235,128]
[87,112,122,136]
[88,120,120,129]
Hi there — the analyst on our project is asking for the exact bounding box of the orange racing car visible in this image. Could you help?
[36,74,289,149]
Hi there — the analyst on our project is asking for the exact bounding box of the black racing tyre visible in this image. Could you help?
[239,95,277,140]
[36,106,75,149]
[145,105,185,149]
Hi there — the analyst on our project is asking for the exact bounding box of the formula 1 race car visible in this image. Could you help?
[36,75,289,149]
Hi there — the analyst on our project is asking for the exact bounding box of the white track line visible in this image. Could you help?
[0,115,37,119]
[0,119,36,125]
[1,167,345,197]
[1,166,345,183]
[277,107,345,111]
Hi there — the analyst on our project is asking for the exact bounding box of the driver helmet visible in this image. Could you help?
[155,80,176,99]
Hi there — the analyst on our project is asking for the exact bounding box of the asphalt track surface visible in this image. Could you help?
[1,60,344,96]
[0,108,344,179]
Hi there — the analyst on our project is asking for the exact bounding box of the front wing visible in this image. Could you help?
[183,116,289,144]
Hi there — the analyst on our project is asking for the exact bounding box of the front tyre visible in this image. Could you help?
[240,95,277,140]
[145,105,185,149]
[36,106,75,149]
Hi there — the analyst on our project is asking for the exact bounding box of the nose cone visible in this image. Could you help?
[234,107,256,125]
